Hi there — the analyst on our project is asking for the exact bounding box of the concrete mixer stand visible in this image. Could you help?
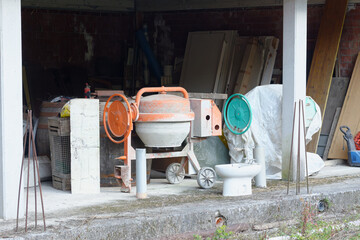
[103,87,222,193]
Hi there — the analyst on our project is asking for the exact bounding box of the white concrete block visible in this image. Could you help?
[71,148,100,194]
[70,99,100,194]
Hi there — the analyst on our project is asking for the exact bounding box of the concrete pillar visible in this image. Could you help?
[282,0,307,181]
[0,0,23,220]
[70,99,100,194]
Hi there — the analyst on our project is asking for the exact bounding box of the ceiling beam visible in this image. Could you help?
[22,0,134,12]
[20,0,360,13]
[136,0,359,12]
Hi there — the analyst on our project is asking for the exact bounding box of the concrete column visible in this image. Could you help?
[0,0,23,220]
[282,0,307,181]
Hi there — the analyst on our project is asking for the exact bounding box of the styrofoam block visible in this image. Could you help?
[70,99,100,194]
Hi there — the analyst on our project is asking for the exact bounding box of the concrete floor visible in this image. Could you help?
[2,161,360,239]
[38,161,360,214]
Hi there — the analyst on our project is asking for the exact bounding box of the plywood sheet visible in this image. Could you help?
[180,32,225,93]
[180,31,237,94]
[306,0,348,153]
[328,53,360,159]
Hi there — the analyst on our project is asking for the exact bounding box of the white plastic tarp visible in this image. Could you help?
[224,84,324,179]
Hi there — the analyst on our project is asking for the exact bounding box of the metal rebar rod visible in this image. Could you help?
[30,112,46,231]
[16,113,30,231]
[296,100,301,195]
[287,102,297,195]
[301,100,309,194]
[30,113,37,228]
[25,111,32,232]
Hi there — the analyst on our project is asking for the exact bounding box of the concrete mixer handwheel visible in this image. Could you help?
[197,167,216,189]
[224,93,252,135]
[103,94,132,144]
[166,163,185,184]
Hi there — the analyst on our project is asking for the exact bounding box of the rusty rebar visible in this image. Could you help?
[25,111,32,232]
[30,112,46,231]
[300,100,310,194]
[30,113,37,228]
[296,100,301,195]
[287,102,297,195]
[16,113,30,231]
[16,110,46,232]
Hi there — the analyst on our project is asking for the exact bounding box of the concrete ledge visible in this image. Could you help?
[2,176,360,240]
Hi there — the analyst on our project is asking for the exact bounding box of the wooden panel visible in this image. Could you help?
[180,32,226,93]
[217,31,238,95]
[323,107,341,160]
[305,0,348,153]
[247,37,266,91]
[180,31,237,95]
[328,53,360,159]
[320,77,349,135]
[233,38,258,94]
[225,37,248,96]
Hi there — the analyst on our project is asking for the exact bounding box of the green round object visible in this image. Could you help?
[224,94,252,135]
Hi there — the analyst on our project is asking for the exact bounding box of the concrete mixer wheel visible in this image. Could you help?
[197,167,216,189]
[166,163,185,184]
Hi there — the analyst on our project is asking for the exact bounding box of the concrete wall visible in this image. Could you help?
[21,9,134,115]
[22,9,133,72]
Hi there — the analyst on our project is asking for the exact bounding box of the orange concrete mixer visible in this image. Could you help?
[103,86,222,193]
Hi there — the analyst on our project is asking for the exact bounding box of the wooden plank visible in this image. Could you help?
[233,38,258,94]
[322,107,341,161]
[247,37,266,91]
[305,0,348,153]
[225,37,248,96]
[94,90,124,97]
[328,53,360,159]
[22,66,32,110]
[215,31,238,95]
[260,37,279,85]
[170,92,228,100]
[320,77,349,135]
[212,41,227,93]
